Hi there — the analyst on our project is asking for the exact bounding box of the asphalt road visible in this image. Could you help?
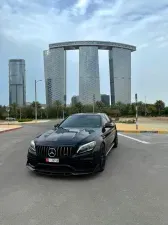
[0,121,168,225]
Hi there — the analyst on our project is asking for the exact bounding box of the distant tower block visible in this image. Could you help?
[44,41,136,106]
[9,59,26,106]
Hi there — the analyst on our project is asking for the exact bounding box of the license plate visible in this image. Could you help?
[46,158,59,163]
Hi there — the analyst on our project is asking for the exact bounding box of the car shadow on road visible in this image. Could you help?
[27,170,99,181]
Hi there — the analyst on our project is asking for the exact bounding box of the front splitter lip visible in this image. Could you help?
[26,163,98,176]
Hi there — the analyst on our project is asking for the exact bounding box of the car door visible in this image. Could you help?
[101,116,113,152]
[106,115,116,144]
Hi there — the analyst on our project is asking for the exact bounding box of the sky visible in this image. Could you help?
[0,0,168,105]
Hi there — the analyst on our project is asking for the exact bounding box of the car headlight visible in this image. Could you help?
[28,140,36,154]
[77,141,96,154]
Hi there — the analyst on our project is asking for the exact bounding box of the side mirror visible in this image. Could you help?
[54,123,59,129]
[104,122,115,128]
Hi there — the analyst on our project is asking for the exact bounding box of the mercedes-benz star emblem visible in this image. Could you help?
[48,148,56,157]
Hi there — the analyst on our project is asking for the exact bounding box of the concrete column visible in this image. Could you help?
[79,46,101,104]
[109,48,131,104]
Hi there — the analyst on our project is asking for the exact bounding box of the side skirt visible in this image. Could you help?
[106,143,114,156]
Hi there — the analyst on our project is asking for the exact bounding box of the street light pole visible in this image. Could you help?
[6,106,10,126]
[20,107,21,120]
[145,96,147,116]
[135,93,138,130]
[63,110,65,120]
[35,79,42,123]
[35,80,37,122]
[93,94,95,113]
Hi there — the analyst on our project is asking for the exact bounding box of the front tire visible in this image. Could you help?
[98,143,106,172]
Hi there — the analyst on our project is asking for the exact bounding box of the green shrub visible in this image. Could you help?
[117,119,135,124]
[17,118,33,122]
[114,117,120,121]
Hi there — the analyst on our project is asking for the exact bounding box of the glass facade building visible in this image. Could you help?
[43,48,66,106]
[9,59,26,106]
[71,95,79,106]
[44,41,136,106]
[101,94,110,106]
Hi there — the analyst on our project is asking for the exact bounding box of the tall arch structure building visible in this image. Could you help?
[44,41,136,106]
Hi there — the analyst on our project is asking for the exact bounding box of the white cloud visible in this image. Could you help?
[0,0,168,104]
[158,42,168,48]
[72,0,92,15]
[138,43,149,50]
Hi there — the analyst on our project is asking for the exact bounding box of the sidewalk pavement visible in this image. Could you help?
[116,123,168,134]
[19,120,50,124]
[0,125,22,134]
[0,120,50,125]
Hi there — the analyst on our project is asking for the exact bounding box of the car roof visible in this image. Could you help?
[72,113,103,116]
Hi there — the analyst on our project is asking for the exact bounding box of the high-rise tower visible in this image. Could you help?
[43,48,66,106]
[9,59,26,106]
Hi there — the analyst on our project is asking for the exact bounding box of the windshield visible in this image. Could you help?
[60,114,102,128]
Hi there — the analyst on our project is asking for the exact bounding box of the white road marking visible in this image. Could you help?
[37,120,50,123]
[118,133,150,144]
[151,142,168,144]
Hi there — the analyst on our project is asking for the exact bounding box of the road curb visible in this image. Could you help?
[0,120,50,125]
[118,130,168,134]
[0,126,23,134]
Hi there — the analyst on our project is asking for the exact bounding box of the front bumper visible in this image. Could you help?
[26,151,100,176]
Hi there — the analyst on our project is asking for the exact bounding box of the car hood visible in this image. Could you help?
[35,127,100,145]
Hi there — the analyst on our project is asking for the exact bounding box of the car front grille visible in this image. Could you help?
[36,145,76,158]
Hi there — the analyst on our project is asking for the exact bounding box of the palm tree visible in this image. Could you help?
[53,100,62,118]
[155,100,165,115]
[10,103,18,118]
[96,101,105,112]
[74,102,83,113]
[31,101,41,109]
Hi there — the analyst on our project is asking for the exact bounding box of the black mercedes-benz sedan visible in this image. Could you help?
[26,113,118,175]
